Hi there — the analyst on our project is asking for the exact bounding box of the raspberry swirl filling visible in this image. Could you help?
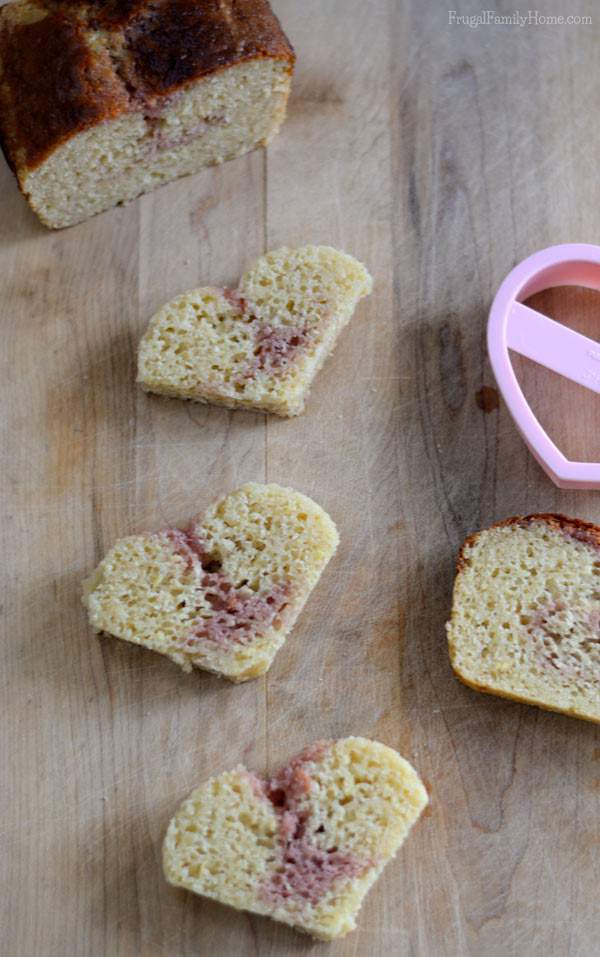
[162,527,290,649]
[222,288,315,378]
[525,600,600,684]
[247,743,371,908]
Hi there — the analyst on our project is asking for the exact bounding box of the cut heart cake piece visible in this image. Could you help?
[137,245,373,416]
[447,514,600,723]
[82,483,338,682]
[163,737,428,940]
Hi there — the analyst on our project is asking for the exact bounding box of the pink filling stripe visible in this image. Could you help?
[161,526,290,649]
[263,840,367,907]
[220,288,315,378]
[247,743,371,908]
[526,601,600,682]
[253,323,312,374]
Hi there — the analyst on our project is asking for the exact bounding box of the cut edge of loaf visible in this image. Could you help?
[0,0,295,227]
[20,59,293,229]
[447,513,600,724]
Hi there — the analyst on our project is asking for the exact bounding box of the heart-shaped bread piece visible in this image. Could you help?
[137,245,372,416]
[82,483,338,682]
[163,737,428,940]
[447,514,600,722]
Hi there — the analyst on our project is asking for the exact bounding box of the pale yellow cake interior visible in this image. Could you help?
[163,737,428,940]
[137,245,373,416]
[82,483,338,681]
[20,58,290,228]
[447,519,600,722]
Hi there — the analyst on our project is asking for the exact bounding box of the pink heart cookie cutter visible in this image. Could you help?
[488,243,600,489]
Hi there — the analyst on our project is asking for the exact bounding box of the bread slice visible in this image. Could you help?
[137,245,373,416]
[82,483,338,682]
[447,514,600,723]
[163,737,428,940]
[0,0,294,228]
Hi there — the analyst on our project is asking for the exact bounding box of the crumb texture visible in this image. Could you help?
[0,0,294,226]
[447,514,600,722]
[82,483,338,682]
[137,245,373,416]
[163,737,428,940]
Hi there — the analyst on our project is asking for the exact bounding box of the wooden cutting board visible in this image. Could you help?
[2,1,599,954]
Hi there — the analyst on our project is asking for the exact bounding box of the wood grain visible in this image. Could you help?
[1,1,599,954]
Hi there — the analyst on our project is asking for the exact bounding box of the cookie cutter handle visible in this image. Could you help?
[507,301,600,395]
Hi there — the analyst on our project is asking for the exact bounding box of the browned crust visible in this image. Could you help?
[455,512,600,574]
[451,669,600,725]
[123,0,295,97]
[0,6,131,170]
[61,0,152,28]
[0,0,295,172]
[449,512,600,724]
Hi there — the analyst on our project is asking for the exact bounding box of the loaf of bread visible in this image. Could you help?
[163,737,428,940]
[447,514,600,723]
[82,483,338,682]
[137,245,373,416]
[0,0,294,228]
